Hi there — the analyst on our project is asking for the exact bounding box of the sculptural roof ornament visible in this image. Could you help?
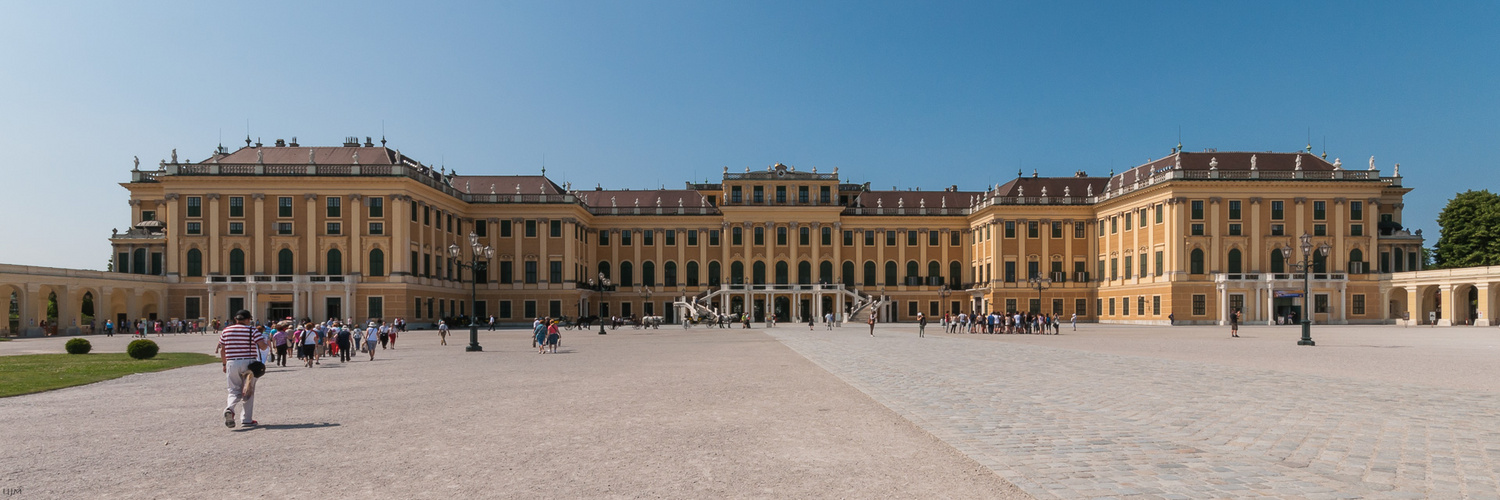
[1368,156,1376,171]
[1333,158,1342,170]
[1295,154,1302,171]
[1209,157,1218,170]
[1250,155,1257,170]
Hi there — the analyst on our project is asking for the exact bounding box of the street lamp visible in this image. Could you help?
[596,273,612,335]
[1280,233,1331,346]
[1026,272,1052,315]
[448,232,493,352]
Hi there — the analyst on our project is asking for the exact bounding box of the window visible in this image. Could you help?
[1096,298,1103,317]
[500,220,513,237]
[369,197,383,218]
[709,230,720,246]
[864,231,875,246]
[1192,294,1206,315]
[187,197,202,217]
[1350,201,1363,221]
[1098,219,1106,236]
[1005,261,1017,282]
[1351,224,1363,237]
[325,222,340,235]
[1190,249,1205,274]
[1191,224,1204,236]
[369,249,385,277]
[229,222,244,235]
[1271,200,1284,220]
[599,230,610,245]
[423,253,431,277]
[1228,223,1241,236]
[1229,200,1241,220]
[776,227,786,246]
[754,227,765,245]
[1051,221,1063,239]
[1123,297,1129,316]
[228,248,245,275]
[271,222,290,235]
[753,186,764,203]
[643,230,655,246]
[731,186,742,203]
[732,227,743,246]
[1005,221,1016,238]
[499,260,514,283]
[229,197,244,217]
[369,222,384,235]
[620,230,632,246]
[1152,295,1161,315]
[844,231,854,246]
[1271,224,1285,236]
[1076,298,1087,316]
[1108,298,1116,315]
[952,231,962,246]
[1123,256,1132,279]
[1110,217,1118,234]
[550,220,562,238]
[411,202,419,222]
[775,186,786,203]
[800,227,810,246]
[1353,294,1366,315]
[185,296,201,319]
[1110,258,1118,280]
[798,186,809,203]
[186,249,202,277]
[1227,249,1242,273]
[499,300,512,319]
[1139,208,1147,227]
[1027,221,1039,238]
[1314,224,1327,236]
[665,230,677,246]
[1155,204,1163,224]
[929,231,940,246]
[1191,200,1204,220]
[326,197,341,218]
[886,231,896,246]
[1155,251,1164,276]
[525,220,537,237]
[819,186,831,203]
[473,220,487,237]
[326,249,343,275]
[1138,253,1147,277]
[524,300,537,318]
[423,206,431,225]
[550,261,563,283]
[368,297,383,319]
[1075,223,1085,239]
[186,222,201,235]
[1124,213,1132,230]
[1315,294,1329,313]
[686,230,698,246]
[824,227,833,246]
[907,231,918,246]
[1313,201,1327,220]
[524,261,538,284]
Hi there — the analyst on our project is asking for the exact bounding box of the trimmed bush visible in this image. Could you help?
[65,338,92,355]
[126,339,159,360]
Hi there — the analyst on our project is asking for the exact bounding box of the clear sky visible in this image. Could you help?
[1,1,1495,270]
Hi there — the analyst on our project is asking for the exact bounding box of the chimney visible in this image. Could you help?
[364,136,374,147]
[288,136,298,147]
[343,136,360,147]
[274,139,286,147]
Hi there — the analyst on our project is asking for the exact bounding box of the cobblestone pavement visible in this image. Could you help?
[766,325,1500,500]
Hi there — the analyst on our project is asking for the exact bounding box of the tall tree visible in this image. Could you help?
[1433,190,1500,269]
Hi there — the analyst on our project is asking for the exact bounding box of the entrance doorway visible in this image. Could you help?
[1273,297,1302,325]
[753,298,765,322]
[821,296,834,320]
[268,302,293,322]
[774,296,790,322]
[325,297,342,321]
[799,298,811,323]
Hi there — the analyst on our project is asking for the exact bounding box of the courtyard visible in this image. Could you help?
[3,322,1499,499]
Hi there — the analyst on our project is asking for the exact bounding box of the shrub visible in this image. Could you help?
[126,339,159,360]
[65,338,92,354]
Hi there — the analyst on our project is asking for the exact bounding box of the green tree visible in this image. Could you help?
[1434,190,1500,268]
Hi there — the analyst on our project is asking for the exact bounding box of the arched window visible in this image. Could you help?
[228,249,246,276]
[730,261,744,284]
[1313,250,1328,274]
[885,261,898,286]
[708,261,721,286]
[820,261,834,283]
[686,261,699,286]
[1189,248,1205,275]
[642,261,656,287]
[1227,249,1242,274]
[327,248,343,276]
[1349,249,1364,273]
[774,261,789,284]
[949,261,963,288]
[843,261,856,286]
[797,261,811,284]
[186,248,203,277]
[619,261,634,286]
[906,261,919,281]
[928,261,940,280]
[278,249,294,275]
[369,248,385,277]
[863,261,876,286]
[664,261,677,287]
[1271,248,1285,273]
[598,261,611,280]
[753,261,767,285]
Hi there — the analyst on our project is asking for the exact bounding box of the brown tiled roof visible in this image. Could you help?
[202,146,404,165]
[452,175,564,195]
[855,191,979,210]
[993,177,1110,198]
[1107,151,1336,191]
[578,190,716,209]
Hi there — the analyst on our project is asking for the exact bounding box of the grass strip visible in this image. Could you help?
[0,352,218,398]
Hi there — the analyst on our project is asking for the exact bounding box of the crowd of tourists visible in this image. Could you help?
[100,318,209,337]
[940,311,1065,335]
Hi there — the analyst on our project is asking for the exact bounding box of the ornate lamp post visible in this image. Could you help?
[448,232,493,352]
[596,273,612,335]
[1281,233,1330,346]
[1026,272,1052,314]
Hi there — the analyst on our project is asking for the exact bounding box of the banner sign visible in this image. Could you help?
[1274,291,1303,298]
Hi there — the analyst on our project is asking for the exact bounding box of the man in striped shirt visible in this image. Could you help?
[219,310,269,428]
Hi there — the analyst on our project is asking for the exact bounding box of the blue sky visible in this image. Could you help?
[1,1,1495,269]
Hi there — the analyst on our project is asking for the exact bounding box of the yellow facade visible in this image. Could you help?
[102,139,1421,326]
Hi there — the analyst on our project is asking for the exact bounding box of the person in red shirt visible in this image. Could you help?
[219,310,269,428]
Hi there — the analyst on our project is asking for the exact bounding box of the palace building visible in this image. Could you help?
[80,136,1421,329]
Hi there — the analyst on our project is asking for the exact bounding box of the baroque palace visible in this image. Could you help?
[5,135,1448,335]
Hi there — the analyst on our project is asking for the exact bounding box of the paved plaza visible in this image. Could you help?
[5,323,1500,499]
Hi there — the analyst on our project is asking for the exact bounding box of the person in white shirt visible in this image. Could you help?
[365,323,379,361]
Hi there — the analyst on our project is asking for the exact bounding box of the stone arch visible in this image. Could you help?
[3,285,21,336]
[1227,248,1243,274]
[139,290,160,321]
[1418,285,1440,324]
[185,247,204,277]
[1454,283,1480,326]
[1386,286,1409,323]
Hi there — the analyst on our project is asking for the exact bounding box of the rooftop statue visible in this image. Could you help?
[171,149,177,163]
[1369,156,1376,171]
[133,156,139,169]
[1250,155,1257,170]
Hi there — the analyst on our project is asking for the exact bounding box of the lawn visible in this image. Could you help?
[0,352,218,398]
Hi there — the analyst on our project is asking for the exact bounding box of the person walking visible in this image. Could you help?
[867,314,876,337]
[488,315,496,331]
[546,320,561,353]
[271,322,290,367]
[387,322,398,349]
[437,320,448,345]
[917,312,926,338]
[534,318,549,354]
[807,313,815,330]
[824,312,834,330]
[219,310,268,428]
[299,323,319,368]
[335,324,353,362]
[1230,309,1241,337]
[365,322,379,361]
